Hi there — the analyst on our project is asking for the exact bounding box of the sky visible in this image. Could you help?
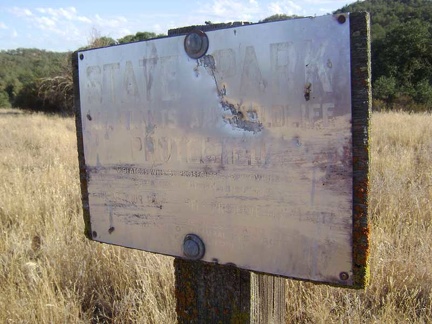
[0,0,358,52]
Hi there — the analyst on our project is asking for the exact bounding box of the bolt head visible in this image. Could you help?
[339,272,349,281]
[183,234,205,260]
[184,30,209,59]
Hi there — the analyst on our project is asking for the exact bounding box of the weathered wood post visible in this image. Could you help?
[174,261,286,323]
[73,12,370,324]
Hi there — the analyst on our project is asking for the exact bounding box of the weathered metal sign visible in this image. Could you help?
[74,14,369,287]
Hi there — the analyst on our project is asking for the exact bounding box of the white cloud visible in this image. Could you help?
[193,0,323,24]
[94,14,126,28]
[196,0,261,22]
[0,22,8,30]
[6,6,108,45]
[302,0,348,4]
[36,7,76,19]
[34,16,57,29]
[268,1,302,15]
[77,16,92,24]
[58,7,77,20]
[35,7,89,23]
[152,24,163,34]
[10,7,33,17]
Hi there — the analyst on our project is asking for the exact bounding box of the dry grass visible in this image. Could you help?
[0,109,431,323]
[285,111,432,323]
[0,110,175,323]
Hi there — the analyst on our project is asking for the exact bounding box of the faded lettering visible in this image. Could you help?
[86,66,102,104]
[122,61,139,103]
[304,40,332,93]
[240,46,266,97]
[270,42,296,95]
[103,63,120,104]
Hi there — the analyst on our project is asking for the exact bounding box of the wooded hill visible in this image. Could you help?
[0,49,68,111]
[0,32,163,114]
[336,0,432,111]
[1,0,431,113]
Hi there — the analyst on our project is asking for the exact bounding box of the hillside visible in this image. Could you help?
[0,49,69,110]
[336,0,432,41]
[337,0,432,110]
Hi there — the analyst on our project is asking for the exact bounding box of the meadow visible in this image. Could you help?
[0,109,431,323]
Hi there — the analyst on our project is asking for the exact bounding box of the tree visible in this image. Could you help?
[260,14,301,22]
[337,0,432,110]
[0,90,11,108]
[118,31,164,44]
[0,48,69,111]
[90,36,117,48]
[373,19,432,105]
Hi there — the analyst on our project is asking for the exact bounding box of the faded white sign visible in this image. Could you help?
[77,14,354,285]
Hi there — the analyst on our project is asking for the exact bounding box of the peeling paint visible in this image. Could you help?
[198,54,263,134]
[220,99,263,133]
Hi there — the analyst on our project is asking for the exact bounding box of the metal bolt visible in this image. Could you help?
[184,30,209,59]
[79,53,84,60]
[92,231,97,238]
[339,272,349,281]
[337,15,346,24]
[183,234,205,260]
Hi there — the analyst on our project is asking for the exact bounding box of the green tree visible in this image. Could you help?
[373,19,432,105]
[118,31,164,44]
[337,0,432,110]
[373,76,397,102]
[0,48,69,111]
[0,90,11,108]
[260,14,302,22]
[87,36,117,49]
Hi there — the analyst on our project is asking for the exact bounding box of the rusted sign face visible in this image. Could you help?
[74,14,369,287]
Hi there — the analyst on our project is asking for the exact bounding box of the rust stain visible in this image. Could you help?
[198,54,263,133]
[304,82,312,101]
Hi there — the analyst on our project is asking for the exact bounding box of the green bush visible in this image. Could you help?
[0,90,11,108]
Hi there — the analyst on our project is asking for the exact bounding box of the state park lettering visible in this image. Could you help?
[83,39,341,128]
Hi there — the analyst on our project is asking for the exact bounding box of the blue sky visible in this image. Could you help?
[0,0,357,52]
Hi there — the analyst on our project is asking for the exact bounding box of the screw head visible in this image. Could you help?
[183,234,205,260]
[339,272,349,281]
[79,53,84,60]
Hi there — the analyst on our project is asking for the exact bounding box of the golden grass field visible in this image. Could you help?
[0,109,431,323]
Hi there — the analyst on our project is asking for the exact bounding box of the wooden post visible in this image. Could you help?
[175,259,286,323]
[251,274,286,324]
[175,259,252,323]
[350,11,372,289]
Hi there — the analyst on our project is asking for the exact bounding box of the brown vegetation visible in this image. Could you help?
[0,109,431,322]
